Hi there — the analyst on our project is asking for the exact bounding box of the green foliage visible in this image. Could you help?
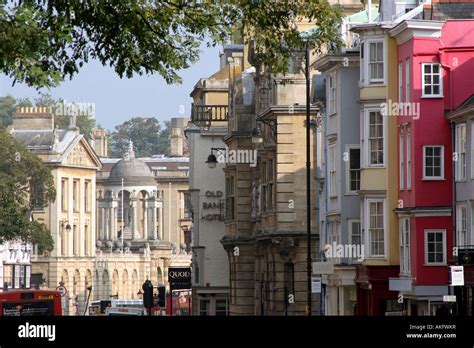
[109,117,170,158]
[0,0,343,88]
[0,95,32,127]
[0,127,55,252]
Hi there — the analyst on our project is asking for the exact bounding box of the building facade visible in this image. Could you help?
[313,7,376,315]
[391,18,474,315]
[9,106,191,315]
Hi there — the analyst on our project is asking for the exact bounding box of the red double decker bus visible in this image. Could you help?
[0,290,62,316]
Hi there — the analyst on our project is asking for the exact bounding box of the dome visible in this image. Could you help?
[109,158,153,178]
[106,141,156,186]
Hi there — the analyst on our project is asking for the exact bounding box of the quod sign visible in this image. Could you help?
[168,267,191,290]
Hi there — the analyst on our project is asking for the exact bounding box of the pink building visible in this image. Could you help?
[390,20,474,316]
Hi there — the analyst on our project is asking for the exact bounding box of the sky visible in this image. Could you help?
[0,44,221,131]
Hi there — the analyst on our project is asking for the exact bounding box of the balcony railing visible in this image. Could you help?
[191,104,228,126]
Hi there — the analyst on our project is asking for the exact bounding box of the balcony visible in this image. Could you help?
[191,104,228,127]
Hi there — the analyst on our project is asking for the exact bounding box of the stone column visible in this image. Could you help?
[110,207,115,240]
[104,208,109,240]
[132,200,139,240]
[143,201,148,239]
[158,206,164,240]
[151,205,157,240]
[97,207,103,240]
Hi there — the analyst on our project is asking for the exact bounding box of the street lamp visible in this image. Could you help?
[205,153,218,169]
[205,148,226,169]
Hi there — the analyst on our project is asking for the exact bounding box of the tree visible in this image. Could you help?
[0,127,55,253]
[109,117,170,158]
[0,0,342,89]
[0,95,32,127]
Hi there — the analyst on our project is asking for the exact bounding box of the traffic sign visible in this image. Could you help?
[56,285,67,297]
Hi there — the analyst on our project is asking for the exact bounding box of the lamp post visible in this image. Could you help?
[304,38,312,317]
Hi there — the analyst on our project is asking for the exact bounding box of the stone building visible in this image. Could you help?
[9,106,191,315]
[187,44,239,316]
[218,0,367,316]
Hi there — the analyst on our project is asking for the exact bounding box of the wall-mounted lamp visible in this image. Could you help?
[205,148,225,169]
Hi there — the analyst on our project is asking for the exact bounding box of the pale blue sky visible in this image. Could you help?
[0,45,221,131]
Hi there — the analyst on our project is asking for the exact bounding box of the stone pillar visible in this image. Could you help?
[151,205,157,240]
[159,206,164,240]
[97,207,103,240]
[132,200,139,240]
[143,201,148,240]
[109,207,115,240]
[104,208,109,240]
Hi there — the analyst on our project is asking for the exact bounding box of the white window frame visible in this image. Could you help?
[421,63,443,98]
[329,143,337,198]
[406,126,411,189]
[399,217,411,275]
[367,40,385,84]
[399,128,404,190]
[422,145,444,180]
[345,145,360,195]
[349,219,362,246]
[364,108,385,167]
[456,123,467,181]
[424,229,447,266]
[398,62,403,104]
[457,204,467,247]
[349,219,362,264]
[365,198,386,259]
[405,59,411,103]
[328,73,337,115]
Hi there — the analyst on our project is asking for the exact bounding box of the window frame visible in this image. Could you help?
[457,204,467,247]
[456,123,467,181]
[345,145,360,195]
[399,128,404,190]
[406,126,412,190]
[424,229,447,266]
[367,40,385,84]
[422,145,444,180]
[398,62,403,104]
[365,198,386,259]
[405,58,411,103]
[349,219,362,262]
[421,62,443,98]
[365,108,385,167]
[328,143,337,198]
[225,176,235,221]
[399,217,411,275]
[328,73,337,116]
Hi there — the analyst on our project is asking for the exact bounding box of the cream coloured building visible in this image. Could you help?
[10,107,191,315]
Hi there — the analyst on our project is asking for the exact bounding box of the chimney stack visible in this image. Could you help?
[13,107,54,130]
